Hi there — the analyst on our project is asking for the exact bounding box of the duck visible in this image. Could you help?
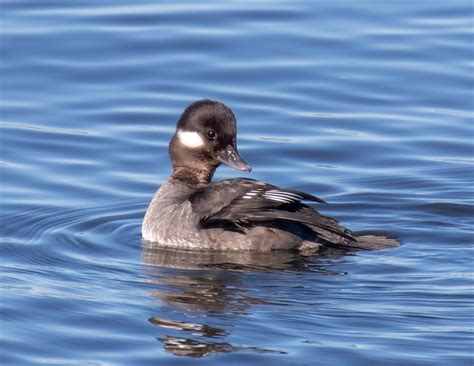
[142,99,399,252]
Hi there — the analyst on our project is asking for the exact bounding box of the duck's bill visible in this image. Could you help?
[217,145,252,172]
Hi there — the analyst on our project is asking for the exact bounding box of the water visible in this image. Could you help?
[1,1,473,365]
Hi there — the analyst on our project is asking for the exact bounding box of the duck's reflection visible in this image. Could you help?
[142,243,318,271]
[142,241,345,357]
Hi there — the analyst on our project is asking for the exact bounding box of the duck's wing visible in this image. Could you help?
[190,178,324,217]
[190,178,355,243]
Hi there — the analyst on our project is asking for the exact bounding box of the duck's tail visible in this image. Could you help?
[342,234,399,250]
[299,232,399,252]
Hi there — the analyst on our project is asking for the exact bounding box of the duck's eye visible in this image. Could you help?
[206,130,216,140]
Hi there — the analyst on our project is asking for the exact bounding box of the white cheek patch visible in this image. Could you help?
[177,129,204,148]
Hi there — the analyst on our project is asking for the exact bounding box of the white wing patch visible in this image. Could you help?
[241,188,302,204]
[177,129,204,148]
[242,189,263,200]
[263,189,302,203]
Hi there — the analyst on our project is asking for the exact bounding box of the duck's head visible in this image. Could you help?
[169,100,251,183]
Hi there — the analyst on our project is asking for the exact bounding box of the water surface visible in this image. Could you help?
[1,1,473,365]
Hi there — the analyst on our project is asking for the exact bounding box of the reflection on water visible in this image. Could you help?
[142,242,346,356]
[150,317,239,358]
[150,314,287,358]
[142,240,349,271]
[158,336,287,358]
[149,317,228,336]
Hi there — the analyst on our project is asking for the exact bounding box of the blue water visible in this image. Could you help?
[1,1,473,365]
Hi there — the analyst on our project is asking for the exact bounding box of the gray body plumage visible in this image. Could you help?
[142,178,309,251]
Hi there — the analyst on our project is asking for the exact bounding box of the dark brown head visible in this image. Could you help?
[169,100,251,184]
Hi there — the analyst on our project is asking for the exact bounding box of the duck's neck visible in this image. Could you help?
[171,166,216,187]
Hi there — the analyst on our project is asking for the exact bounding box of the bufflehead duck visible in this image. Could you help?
[142,100,398,251]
